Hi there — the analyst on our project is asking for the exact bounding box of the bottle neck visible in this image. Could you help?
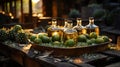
[68,23,73,29]
[64,21,68,28]
[77,20,82,26]
[52,20,57,27]
[89,19,94,24]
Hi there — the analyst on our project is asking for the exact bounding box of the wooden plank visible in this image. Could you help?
[105,62,120,67]
[101,50,120,58]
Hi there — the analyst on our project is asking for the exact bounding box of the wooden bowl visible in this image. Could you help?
[31,39,111,57]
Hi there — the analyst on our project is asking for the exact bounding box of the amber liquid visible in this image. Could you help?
[63,32,78,43]
[77,28,86,35]
[117,36,120,50]
[86,27,99,35]
[48,29,63,36]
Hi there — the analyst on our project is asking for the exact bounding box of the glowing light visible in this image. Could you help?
[11,16,14,19]
[32,0,39,3]
[9,13,12,16]
[2,11,5,14]
[32,13,37,17]
[73,58,83,64]
[37,13,43,17]
[52,32,59,36]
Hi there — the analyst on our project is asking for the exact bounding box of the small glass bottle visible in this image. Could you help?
[86,17,99,35]
[61,19,69,32]
[73,18,86,35]
[47,18,60,37]
[63,22,78,43]
[64,19,68,29]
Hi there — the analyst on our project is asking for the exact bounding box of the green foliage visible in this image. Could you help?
[0,29,8,42]
[8,30,16,41]
[13,25,22,32]
[16,32,28,44]
[93,9,106,19]
[106,7,120,26]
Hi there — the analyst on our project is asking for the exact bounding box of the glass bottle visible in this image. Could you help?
[63,22,78,43]
[63,19,68,29]
[73,18,86,35]
[85,17,99,35]
[47,18,60,37]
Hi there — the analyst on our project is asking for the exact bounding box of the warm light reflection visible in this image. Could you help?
[9,13,12,16]
[32,0,39,3]
[73,58,83,64]
[2,11,5,14]
[37,13,43,17]
[11,16,14,19]
[22,44,32,53]
[117,36,120,50]
[0,11,5,14]
[52,32,59,36]
[33,13,38,17]
[82,29,86,34]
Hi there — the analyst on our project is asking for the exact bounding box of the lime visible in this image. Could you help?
[87,40,92,45]
[87,38,96,45]
[77,42,88,46]
[13,25,22,32]
[95,38,104,44]
[53,41,61,45]
[89,32,97,39]
[84,34,90,39]
[77,35,87,42]
[34,38,42,44]
[102,36,109,42]
[30,35,37,42]
[90,38,96,43]
[64,39,75,47]
[41,36,51,43]
[38,33,48,39]
[52,34,60,42]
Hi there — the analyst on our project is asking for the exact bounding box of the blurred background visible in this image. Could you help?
[0,0,120,28]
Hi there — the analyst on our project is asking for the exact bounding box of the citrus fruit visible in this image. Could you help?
[102,36,109,42]
[90,38,96,43]
[89,32,97,39]
[95,38,104,44]
[41,36,51,43]
[52,34,60,42]
[87,38,96,45]
[13,25,22,32]
[38,33,48,39]
[77,42,88,46]
[30,35,37,42]
[77,35,87,42]
[53,41,61,45]
[64,39,75,47]
[84,34,90,39]
[34,38,42,44]
[87,40,92,45]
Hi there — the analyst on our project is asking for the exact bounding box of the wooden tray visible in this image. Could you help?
[31,41,111,57]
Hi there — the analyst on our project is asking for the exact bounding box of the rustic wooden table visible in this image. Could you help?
[0,42,120,67]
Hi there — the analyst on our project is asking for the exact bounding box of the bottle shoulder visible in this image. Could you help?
[64,28,77,33]
[86,24,98,29]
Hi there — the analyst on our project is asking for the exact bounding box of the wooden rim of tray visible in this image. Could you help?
[31,39,112,57]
